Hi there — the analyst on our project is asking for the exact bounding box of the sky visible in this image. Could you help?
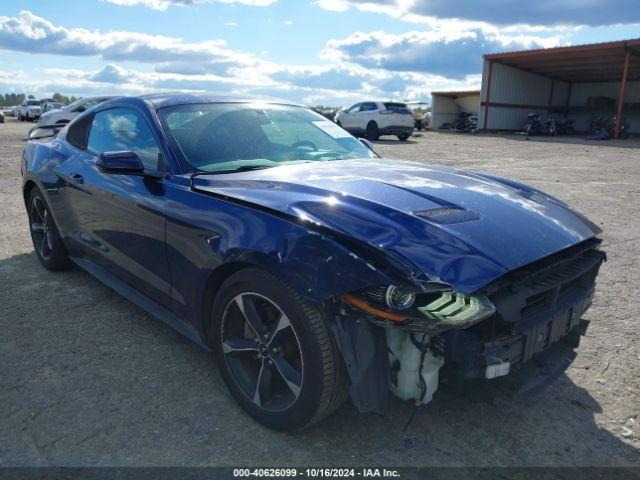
[0,0,639,106]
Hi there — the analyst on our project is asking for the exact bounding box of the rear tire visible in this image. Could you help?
[27,188,70,271]
[366,122,379,141]
[398,134,410,141]
[210,268,348,430]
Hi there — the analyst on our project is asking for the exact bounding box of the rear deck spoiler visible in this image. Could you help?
[26,124,65,141]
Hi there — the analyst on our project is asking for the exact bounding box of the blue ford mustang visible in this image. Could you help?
[22,94,605,430]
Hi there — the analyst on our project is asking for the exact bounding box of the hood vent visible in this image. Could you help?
[414,207,481,224]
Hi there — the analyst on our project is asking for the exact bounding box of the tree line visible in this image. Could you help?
[0,92,79,107]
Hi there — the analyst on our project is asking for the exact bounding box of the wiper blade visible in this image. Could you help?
[204,165,274,175]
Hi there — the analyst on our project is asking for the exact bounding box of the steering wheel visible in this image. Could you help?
[291,140,318,151]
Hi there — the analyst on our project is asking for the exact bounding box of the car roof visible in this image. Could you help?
[133,92,302,110]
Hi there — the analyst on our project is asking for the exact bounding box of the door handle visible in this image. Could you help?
[68,173,84,186]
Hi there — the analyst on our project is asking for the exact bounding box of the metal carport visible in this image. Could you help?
[479,39,640,137]
[431,90,480,130]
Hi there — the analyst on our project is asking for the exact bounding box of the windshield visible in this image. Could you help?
[27,100,41,106]
[158,103,376,173]
[45,103,63,111]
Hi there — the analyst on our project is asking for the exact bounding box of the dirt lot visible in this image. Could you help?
[1,117,639,468]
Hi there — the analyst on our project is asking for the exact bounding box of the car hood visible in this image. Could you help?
[192,158,600,293]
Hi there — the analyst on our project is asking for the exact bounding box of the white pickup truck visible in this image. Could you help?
[18,99,42,122]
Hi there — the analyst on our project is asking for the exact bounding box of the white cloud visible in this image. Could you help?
[0,10,536,105]
[0,11,258,76]
[100,0,277,11]
[324,28,561,78]
[314,0,640,27]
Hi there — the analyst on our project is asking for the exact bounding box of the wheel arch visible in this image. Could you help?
[22,179,39,207]
[200,260,267,345]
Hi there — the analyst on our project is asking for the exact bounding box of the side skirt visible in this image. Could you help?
[70,256,208,350]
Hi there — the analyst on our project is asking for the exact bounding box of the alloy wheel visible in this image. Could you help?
[29,196,54,261]
[221,292,304,412]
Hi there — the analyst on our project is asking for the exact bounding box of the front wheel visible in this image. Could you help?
[210,269,348,430]
[397,134,410,141]
[27,188,70,270]
[366,122,379,141]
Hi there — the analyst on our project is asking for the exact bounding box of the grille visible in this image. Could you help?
[489,242,605,329]
[414,207,481,224]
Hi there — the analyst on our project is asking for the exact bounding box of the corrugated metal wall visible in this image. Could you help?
[431,95,457,130]
[570,81,640,133]
[432,94,480,130]
[478,60,570,131]
[478,58,639,133]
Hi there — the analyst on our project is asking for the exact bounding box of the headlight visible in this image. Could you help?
[416,291,495,327]
[365,285,415,310]
[385,286,416,310]
[343,282,495,333]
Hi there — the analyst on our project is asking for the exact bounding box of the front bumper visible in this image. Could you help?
[436,240,605,389]
[437,289,593,387]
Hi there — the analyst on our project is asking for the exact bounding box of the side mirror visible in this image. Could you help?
[97,151,144,175]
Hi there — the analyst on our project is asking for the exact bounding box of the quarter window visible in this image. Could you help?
[87,108,162,171]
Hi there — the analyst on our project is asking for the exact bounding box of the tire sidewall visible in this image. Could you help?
[27,188,69,270]
[210,269,330,430]
[366,122,379,141]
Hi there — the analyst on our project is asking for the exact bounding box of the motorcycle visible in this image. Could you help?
[525,114,575,136]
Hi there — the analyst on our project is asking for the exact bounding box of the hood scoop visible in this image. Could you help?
[414,207,481,225]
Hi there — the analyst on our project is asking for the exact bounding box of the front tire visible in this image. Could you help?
[210,269,348,430]
[397,134,410,141]
[366,122,379,141]
[27,188,70,271]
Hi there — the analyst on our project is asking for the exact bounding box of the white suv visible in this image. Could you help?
[335,101,414,141]
[18,99,42,122]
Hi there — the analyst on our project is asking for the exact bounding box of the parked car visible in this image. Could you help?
[335,101,415,141]
[42,101,65,114]
[36,96,116,127]
[18,99,42,121]
[22,94,605,430]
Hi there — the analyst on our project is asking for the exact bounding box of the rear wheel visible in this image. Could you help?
[210,269,348,430]
[397,134,410,141]
[27,188,70,271]
[366,122,379,141]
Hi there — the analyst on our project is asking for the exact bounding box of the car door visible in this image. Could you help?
[339,103,361,131]
[359,102,378,129]
[56,107,173,308]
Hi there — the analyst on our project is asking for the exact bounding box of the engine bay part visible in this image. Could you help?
[386,329,443,404]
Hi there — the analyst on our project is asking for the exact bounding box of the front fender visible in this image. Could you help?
[165,180,407,339]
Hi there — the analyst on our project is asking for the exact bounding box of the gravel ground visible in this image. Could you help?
[0,118,639,467]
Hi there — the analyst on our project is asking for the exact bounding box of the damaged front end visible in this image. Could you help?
[330,238,606,413]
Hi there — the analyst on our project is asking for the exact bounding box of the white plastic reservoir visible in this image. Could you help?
[386,329,444,404]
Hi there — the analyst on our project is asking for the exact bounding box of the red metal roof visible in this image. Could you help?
[483,38,640,83]
[431,90,480,98]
